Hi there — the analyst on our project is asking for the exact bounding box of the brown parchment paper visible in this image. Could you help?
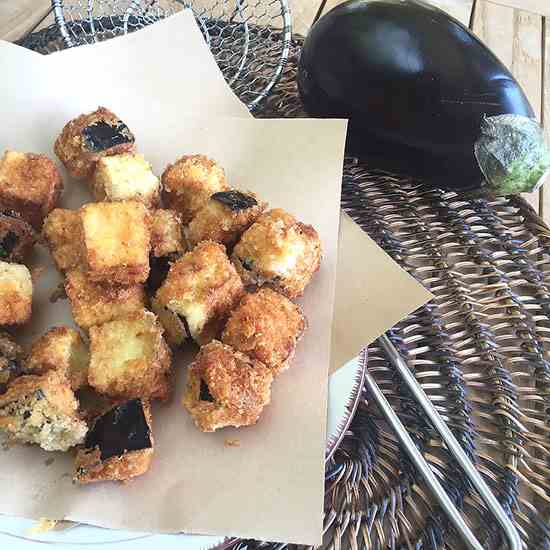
[0,111,345,544]
[0,9,431,544]
[19,8,432,372]
[331,214,432,373]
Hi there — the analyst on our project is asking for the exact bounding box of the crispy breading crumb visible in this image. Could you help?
[161,155,228,224]
[26,518,58,535]
[0,150,63,228]
[232,208,322,299]
[88,311,172,401]
[54,107,135,180]
[155,241,244,346]
[80,201,151,285]
[222,288,307,376]
[182,340,273,432]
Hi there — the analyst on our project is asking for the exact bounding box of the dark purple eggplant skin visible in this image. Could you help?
[297,0,534,190]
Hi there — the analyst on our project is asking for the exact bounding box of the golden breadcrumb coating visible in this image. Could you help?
[147,209,186,293]
[74,399,153,483]
[222,288,307,375]
[186,190,266,249]
[0,371,87,451]
[0,209,37,263]
[182,340,273,432]
[155,241,244,346]
[0,150,63,228]
[92,153,160,207]
[161,155,228,224]
[54,107,135,180]
[80,201,151,285]
[232,208,321,299]
[88,311,172,401]
[150,296,187,347]
[65,268,146,330]
[42,208,83,272]
[0,331,23,391]
[150,209,186,258]
[0,261,32,325]
[25,327,89,390]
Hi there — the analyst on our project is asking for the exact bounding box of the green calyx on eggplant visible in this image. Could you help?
[297,0,550,195]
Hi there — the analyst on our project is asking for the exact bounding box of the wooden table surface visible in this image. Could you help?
[1,0,549,220]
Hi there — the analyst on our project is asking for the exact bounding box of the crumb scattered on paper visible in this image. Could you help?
[44,457,55,466]
[49,282,67,303]
[26,518,57,535]
[224,438,241,448]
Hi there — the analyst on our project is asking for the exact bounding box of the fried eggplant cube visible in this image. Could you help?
[54,107,135,179]
[154,241,244,346]
[147,209,186,293]
[0,331,24,393]
[161,155,228,224]
[92,153,160,207]
[88,311,172,401]
[0,210,37,263]
[232,208,322,299]
[0,261,32,326]
[25,327,89,391]
[74,398,153,483]
[186,190,266,249]
[65,268,146,330]
[80,201,151,285]
[222,288,307,375]
[0,150,63,228]
[42,208,82,272]
[0,371,87,451]
[182,340,273,432]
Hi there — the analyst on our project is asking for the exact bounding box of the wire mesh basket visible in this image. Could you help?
[51,0,291,111]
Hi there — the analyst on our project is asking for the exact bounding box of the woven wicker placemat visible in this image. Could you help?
[19,26,550,550]
[254,39,550,550]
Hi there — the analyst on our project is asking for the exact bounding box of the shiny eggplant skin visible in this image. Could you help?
[297,0,534,190]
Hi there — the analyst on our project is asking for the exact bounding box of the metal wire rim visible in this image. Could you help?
[50,0,291,112]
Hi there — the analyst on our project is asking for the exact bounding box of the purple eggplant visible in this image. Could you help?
[298,0,549,194]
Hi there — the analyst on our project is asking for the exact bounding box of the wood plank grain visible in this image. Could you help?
[0,0,51,42]
[473,1,544,214]
[542,18,550,220]
[487,0,550,18]
[320,0,474,26]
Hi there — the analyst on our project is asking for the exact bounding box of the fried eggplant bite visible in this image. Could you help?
[0,261,32,326]
[0,331,24,393]
[0,371,87,451]
[25,327,89,391]
[80,201,151,285]
[182,341,273,432]
[74,398,153,483]
[154,241,244,347]
[0,150,63,228]
[0,210,37,263]
[65,268,146,330]
[88,311,172,402]
[161,155,229,224]
[54,107,135,180]
[222,288,307,376]
[186,190,266,250]
[42,208,83,272]
[92,153,160,207]
[232,208,321,299]
[147,209,186,293]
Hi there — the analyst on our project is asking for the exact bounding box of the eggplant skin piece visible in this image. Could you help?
[298,0,534,190]
[84,398,152,461]
[82,121,134,153]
